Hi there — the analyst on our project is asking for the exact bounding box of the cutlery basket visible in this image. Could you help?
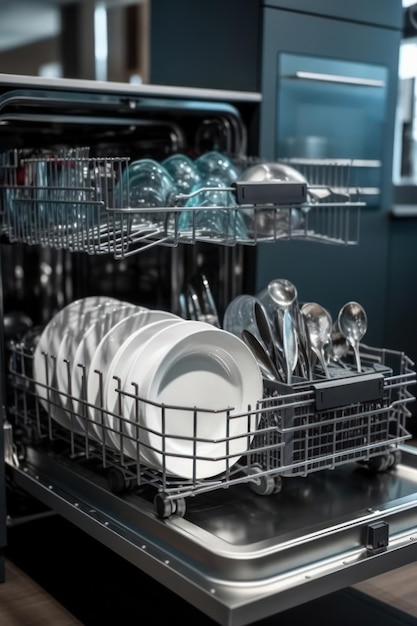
[6,338,415,518]
[253,345,415,478]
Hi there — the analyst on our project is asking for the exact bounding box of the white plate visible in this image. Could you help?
[112,320,212,466]
[54,301,138,432]
[86,309,181,445]
[33,296,120,425]
[69,303,145,435]
[124,324,263,479]
[104,318,186,458]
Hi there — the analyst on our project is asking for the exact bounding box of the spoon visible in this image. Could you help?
[267,278,298,333]
[268,277,298,306]
[241,329,281,381]
[267,278,311,379]
[329,320,349,369]
[337,301,368,373]
[258,279,296,348]
[300,302,332,378]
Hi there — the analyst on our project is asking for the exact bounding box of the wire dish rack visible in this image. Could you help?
[7,339,415,518]
[0,149,364,258]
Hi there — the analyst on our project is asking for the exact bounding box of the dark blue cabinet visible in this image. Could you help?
[149,0,261,92]
[262,0,402,28]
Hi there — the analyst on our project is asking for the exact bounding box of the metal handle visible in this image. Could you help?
[293,71,385,88]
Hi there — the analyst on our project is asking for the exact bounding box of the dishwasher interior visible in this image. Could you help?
[1,74,417,626]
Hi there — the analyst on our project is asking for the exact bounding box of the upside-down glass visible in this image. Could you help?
[177,175,248,241]
[115,158,177,230]
[194,151,239,186]
[161,154,202,200]
[223,294,260,339]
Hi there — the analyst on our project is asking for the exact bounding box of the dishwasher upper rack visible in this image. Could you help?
[7,339,415,518]
[281,157,382,199]
[0,150,364,258]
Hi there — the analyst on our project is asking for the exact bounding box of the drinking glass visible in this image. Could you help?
[161,154,202,199]
[115,158,177,230]
[194,151,239,186]
[178,175,247,241]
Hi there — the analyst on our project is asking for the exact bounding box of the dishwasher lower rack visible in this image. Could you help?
[0,149,363,258]
[6,340,415,518]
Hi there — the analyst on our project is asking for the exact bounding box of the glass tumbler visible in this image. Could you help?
[115,158,177,230]
[178,175,247,241]
[194,151,239,186]
[161,154,202,199]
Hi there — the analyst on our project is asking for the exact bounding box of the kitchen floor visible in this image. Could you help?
[2,496,417,626]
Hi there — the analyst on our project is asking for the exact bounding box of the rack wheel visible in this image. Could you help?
[367,453,390,473]
[174,498,187,518]
[388,449,402,469]
[248,466,276,496]
[272,475,283,494]
[107,467,130,493]
[154,494,187,519]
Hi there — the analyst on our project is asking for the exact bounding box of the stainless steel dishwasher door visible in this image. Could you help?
[5,439,417,626]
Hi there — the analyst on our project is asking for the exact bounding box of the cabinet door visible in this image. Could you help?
[149,0,260,91]
[261,0,402,29]
[260,9,400,194]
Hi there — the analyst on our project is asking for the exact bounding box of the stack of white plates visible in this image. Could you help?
[33,297,263,480]
[86,309,182,445]
[33,296,147,433]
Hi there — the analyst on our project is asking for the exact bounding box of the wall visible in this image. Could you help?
[0,38,60,77]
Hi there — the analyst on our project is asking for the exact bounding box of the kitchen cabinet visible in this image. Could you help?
[263,0,402,26]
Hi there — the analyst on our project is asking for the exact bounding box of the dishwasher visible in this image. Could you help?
[1,73,417,626]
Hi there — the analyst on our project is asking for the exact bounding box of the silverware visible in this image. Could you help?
[295,308,313,380]
[199,273,221,327]
[263,278,302,382]
[282,308,298,384]
[186,284,202,320]
[254,300,285,380]
[300,302,332,378]
[187,275,220,326]
[267,278,298,337]
[329,320,349,369]
[337,301,368,373]
[241,329,281,381]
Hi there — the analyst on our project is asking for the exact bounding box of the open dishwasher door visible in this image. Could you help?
[1,74,417,626]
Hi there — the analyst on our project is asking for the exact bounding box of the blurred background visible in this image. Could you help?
[0,0,150,83]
